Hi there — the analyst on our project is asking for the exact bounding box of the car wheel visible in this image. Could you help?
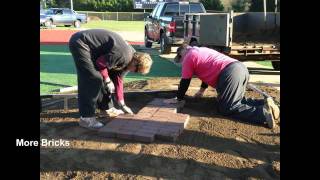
[74,20,81,28]
[272,61,280,70]
[160,33,171,54]
[144,30,152,48]
[45,20,52,28]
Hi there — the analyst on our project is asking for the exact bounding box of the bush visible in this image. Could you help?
[88,16,102,21]
[200,0,224,11]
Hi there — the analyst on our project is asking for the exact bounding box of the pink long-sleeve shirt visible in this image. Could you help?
[96,55,124,101]
[181,47,237,88]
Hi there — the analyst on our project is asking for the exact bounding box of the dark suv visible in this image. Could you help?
[144,1,206,54]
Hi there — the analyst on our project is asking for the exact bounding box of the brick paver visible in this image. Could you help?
[98,98,190,142]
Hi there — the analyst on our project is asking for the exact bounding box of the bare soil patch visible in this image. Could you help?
[40,78,280,179]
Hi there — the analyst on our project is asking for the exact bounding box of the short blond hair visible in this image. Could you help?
[132,52,153,74]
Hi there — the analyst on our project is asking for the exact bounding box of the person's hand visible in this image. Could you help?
[119,100,133,114]
[121,105,133,114]
[104,77,115,93]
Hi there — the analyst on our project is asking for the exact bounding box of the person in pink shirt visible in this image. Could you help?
[168,44,279,129]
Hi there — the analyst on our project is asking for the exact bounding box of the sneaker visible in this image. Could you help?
[79,117,104,129]
[263,102,275,129]
[265,97,280,120]
[99,107,124,118]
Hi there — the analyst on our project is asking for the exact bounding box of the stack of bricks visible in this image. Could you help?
[98,98,190,142]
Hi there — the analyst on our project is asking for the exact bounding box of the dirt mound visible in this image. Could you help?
[124,80,148,90]
[233,28,280,46]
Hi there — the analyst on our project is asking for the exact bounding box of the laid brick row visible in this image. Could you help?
[98,98,190,142]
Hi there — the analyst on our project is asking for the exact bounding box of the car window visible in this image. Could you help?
[163,4,179,16]
[45,9,54,15]
[163,3,205,16]
[150,4,159,18]
[63,9,72,15]
[55,10,63,15]
[154,3,164,18]
[190,4,205,13]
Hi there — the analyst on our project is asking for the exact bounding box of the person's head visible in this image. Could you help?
[174,43,189,63]
[127,52,153,74]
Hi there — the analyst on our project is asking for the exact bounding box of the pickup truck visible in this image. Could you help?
[144,1,206,54]
[40,8,87,28]
[184,11,280,70]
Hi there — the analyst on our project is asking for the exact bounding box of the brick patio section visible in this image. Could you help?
[98,98,190,142]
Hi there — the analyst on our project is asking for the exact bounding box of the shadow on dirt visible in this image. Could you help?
[40,146,278,179]
[40,119,279,162]
[40,88,280,179]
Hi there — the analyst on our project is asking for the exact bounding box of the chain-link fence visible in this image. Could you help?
[76,11,146,21]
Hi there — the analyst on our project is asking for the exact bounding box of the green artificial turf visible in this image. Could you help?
[40,45,180,94]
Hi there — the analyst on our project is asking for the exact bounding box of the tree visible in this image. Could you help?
[249,0,280,12]
[200,0,224,11]
[232,0,251,12]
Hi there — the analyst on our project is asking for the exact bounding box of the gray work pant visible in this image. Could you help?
[216,62,266,124]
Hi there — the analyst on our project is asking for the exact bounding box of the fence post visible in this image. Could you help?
[117,12,119,21]
[132,12,133,21]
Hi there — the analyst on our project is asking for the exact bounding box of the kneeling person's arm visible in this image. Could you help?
[177,78,191,100]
